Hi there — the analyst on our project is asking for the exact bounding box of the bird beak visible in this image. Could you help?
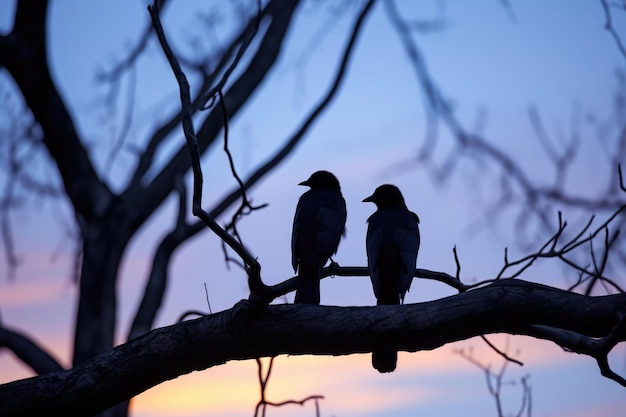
[362,195,373,203]
[299,180,310,186]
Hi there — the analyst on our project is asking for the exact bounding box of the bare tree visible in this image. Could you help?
[384,0,626,285]
[0,1,625,417]
[456,337,532,417]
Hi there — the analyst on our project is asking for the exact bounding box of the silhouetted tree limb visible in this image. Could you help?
[0,0,110,222]
[127,174,188,341]
[455,339,531,417]
[0,279,624,417]
[600,0,626,62]
[0,317,63,376]
[133,0,299,233]
[253,357,324,417]
[521,314,626,387]
[148,0,378,304]
[386,0,626,284]
[148,1,268,301]
[126,2,265,188]
[178,201,626,316]
[96,0,170,83]
[118,0,380,352]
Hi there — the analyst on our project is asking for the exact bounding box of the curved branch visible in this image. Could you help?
[128,0,270,187]
[265,265,466,302]
[131,0,378,331]
[127,174,188,341]
[1,0,111,223]
[176,264,466,322]
[599,0,626,62]
[523,312,626,387]
[129,0,300,232]
[0,319,63,376]
[96,0,170,82]
[149,1,267,301]
[1,280,624,416]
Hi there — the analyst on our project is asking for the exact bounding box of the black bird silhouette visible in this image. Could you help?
[363,184,420,373]
[291,171,347,304]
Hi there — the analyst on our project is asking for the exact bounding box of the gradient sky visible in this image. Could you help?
[1,1,625,416]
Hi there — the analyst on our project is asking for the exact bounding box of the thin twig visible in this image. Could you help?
[148,1,266,299]
[453,245,462,281]
[253,357,324,417]
[204,283,212,314]
[481,335,524,366]
[600,0,626,62]
[200,0,263,110]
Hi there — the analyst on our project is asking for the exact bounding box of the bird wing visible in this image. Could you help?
[395,211,420,302]
[291,193,312,272]
[365,215,384,299]
[292,190,346,272]
[315,193,347,260]
[291,204,300,272]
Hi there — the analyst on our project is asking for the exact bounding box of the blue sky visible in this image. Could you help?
[1,1,625,416]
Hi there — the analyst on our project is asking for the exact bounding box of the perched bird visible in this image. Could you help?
[363,184,420,373]
[291,171,347,304]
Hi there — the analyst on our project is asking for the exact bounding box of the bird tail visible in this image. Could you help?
[294,264,321,304]
[372,348,397,373]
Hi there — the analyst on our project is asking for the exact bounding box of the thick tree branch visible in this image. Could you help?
[1,280,624,417]
[522,314,626,387]
[0,320,63,376]
[0,0,111,223]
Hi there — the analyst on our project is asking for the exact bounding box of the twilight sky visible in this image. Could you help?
[0,1,625,416]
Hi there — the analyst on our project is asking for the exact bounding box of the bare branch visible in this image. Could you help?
[215,89,268,269]
[495,204,625,293]
[103,66,136,175]
[127,5,259,185]
[2,280,624,416]
[96,0,169,82]
[0,318,64,375]
[600,0,626,62]
[200,1,262,110]
[252,357,323,417]
[204,282,213,315]
[148,1,266,300]
[129,0,378,335]
[524,313,626,387]
[128,174,189,340]
[455,343,530,417]
[480,335,524,367]
[453,245,462,280]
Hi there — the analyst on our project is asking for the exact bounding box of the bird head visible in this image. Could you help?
[299,170,341,191]
[363,184,407,208]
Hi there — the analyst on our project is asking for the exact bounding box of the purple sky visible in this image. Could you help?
[1,1,625,416]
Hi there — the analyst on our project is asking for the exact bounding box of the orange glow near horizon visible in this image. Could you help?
[131,336,579,417]
[131,361,259,417]
[131,354,438,417]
